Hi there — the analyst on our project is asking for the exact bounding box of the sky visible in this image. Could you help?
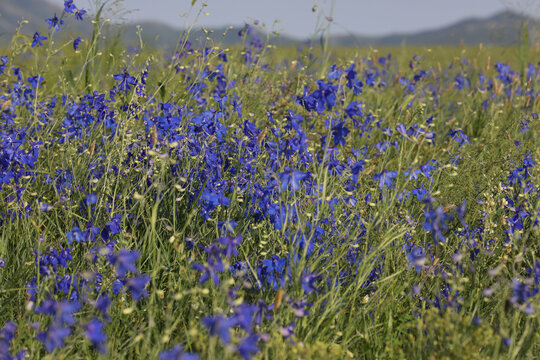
[62,0,538,38]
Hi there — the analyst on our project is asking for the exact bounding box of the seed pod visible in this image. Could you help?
[504,297,512,313]
[257,127,267,145]
[89,140,96,158]
[152,125,157,148]
[274,288,284,310]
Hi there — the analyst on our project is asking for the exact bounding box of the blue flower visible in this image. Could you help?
[73,37,81,50]
[35,299,80,326]
[31,32,47,48]
[125,275,151,301]
[278,167,306,192]
[237,334,259,360]
[27,75,44,88]
[232,303,256,332]
[510,278,538,314]
[447,129,470,148]
[218,235,242,258]
[85,193,97,206]
[300,272,321,294]
[202,315,235,344]
[191,260,223,286]
[254,299,273,325]
[64,0,77,13]
[402,243,426,273]
[108,249,140,277]
[39,202,53,212]
[373,170,398,190]
[101,214,122,241]
[113,70,137,94]
[95,294,111,320]
[36,325,71,352]
[66,226,85,244]
[55,300,81,326]
[159,345,200,360]
[331,121,350,147]
[0,56,7,75]
[84,318,107,353]
[0,321,17,345]
[45,14,64,30]
[280,323,295,339]
[423,204,453,244]
[75,9,87,21]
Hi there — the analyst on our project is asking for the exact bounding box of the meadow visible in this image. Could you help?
[0,2,539,359]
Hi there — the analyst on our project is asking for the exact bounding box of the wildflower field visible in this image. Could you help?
[0,2,539,359]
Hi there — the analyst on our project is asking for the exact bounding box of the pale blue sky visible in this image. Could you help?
[53,0,538,38]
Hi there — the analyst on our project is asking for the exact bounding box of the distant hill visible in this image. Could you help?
[119,23,298,48]
[0,0,537,48]
[328,11,539,46]
[0,0,58,34]
[0,0,90,43]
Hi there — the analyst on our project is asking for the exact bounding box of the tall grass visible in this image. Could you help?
[0,2,539,359]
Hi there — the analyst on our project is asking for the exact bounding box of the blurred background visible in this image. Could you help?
[0,0,538,47]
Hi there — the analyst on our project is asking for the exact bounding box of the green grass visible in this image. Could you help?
[0,10,539,360]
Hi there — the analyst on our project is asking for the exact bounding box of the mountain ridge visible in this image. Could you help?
[0,1,538,47]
